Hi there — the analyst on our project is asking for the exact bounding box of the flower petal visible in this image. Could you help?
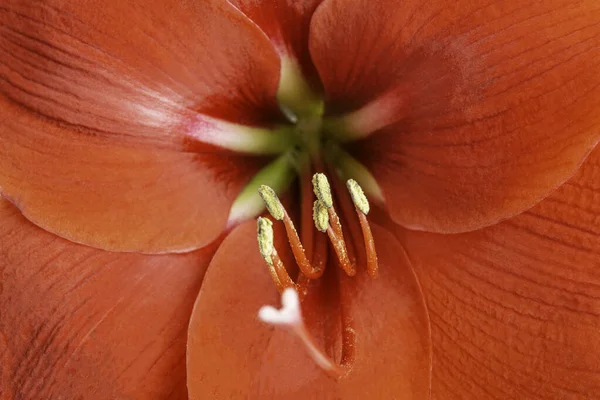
[0,100,267,252]
[0,0,285,252]
[187,220,431,398]
[1,0,282,126]
[391,146,600,397]
[0,198,217,399]
[311,0,600,232]
[229,0,323,88]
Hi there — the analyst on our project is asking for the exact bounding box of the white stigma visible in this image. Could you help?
[258,288,347,377]
[258,288,302,326]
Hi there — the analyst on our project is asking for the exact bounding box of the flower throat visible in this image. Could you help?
[256,172,378,379]
[242,58,382,380]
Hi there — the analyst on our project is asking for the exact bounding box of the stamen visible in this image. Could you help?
[326,223,356,277]
[312,200,329,232]
[346,179,378,278]
[258,185,285,221]
[258,186,322,280]
[271,249,296,290]
[258,288,350,380]
[312,173,333,208]
[257,217,275,265]
[282,210,323,279]
[346,179,370,215]
[311,173,355,276]
[257,217,284,292]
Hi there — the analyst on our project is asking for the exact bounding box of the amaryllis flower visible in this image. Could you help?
[1,0,600,398]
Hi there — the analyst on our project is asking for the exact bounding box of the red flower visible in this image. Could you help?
[1,0,600,398]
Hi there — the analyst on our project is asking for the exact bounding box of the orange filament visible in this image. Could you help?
[282,210,323,279]
[357,211,378,277]
[326,206,356,274]
[271,250,296,290]
[325,223,356,276]
[311,229,328,274]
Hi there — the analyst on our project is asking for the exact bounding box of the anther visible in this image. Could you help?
[258,186,322,281]
[258,288,351,380]
[257,217,275,265]
[311,174,355,276]
[312,173,333,208]
[257,217,284,292]
[256,217,297,293]
[346,179,378,278]
[313,200,329,232]
[258,185,285,221]
[346,179,369,215]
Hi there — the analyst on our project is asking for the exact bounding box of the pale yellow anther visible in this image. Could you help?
[312,200,329,232]
[258,185,284,221]
[257,217,275,265]
[312,173,333,208]
[346,179,370,214]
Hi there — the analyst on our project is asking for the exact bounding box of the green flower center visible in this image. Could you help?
[229,57,382,222]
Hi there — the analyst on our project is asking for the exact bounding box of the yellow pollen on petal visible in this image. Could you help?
[257,217,275,265]
[312,200,329,232]
[312,173,333,208]
[258,185,285,221]
[346,179,370,214]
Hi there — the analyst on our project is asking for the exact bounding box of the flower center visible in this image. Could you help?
[255,172,378,379]
[225,58,382,379]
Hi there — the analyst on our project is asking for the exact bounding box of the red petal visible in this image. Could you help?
[187,220,431,398]
[0,199,217,399]
[1,0,281,126]
[0,100,267,252]
[0,0,284,251]
[229,0,323,88]
[391,146,600,397]
[311,0,600,232]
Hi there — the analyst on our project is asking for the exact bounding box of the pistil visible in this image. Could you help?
[258,288,353,380]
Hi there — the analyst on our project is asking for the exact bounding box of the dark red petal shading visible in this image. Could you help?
[187,220,431,399]
[0,199,218,399]
[228,0,323,89]
[0,99,267,252]
[311,0,600,232]
[389,146,600,398]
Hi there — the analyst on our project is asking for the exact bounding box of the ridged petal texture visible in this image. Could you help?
[310,0,600,233]
[0,199,217,398]
[393,146,600,398]
[0,0,282,252]
[187,220,432,399]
